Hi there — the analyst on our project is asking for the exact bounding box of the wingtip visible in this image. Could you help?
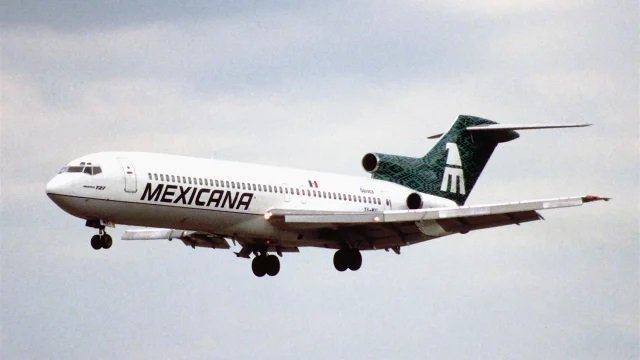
[582,195,611,203]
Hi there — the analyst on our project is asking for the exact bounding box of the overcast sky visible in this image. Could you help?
[1,1,638,359]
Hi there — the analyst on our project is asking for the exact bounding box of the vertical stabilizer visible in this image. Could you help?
[365,115,518,205]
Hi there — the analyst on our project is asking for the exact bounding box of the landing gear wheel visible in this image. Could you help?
[252,256,267,277]
[265,255,280,276]
[102,234,113,249]
[334,249,362,272]
[333,249,348,272]
[90,235,102,250]
[347,249,362,271]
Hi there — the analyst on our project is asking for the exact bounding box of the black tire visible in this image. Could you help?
[102,234,113,249]
[348,249,362,271]
[251,256,266,277]
[266,255,280,276]
[333,249,348,272]
[90,235,102,250]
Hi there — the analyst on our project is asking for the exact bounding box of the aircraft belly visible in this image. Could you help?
[50,194,293,240]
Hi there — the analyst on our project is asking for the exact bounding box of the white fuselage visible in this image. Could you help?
[46,152,456,248]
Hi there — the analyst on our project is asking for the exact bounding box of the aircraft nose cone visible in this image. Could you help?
[46,175,67,197]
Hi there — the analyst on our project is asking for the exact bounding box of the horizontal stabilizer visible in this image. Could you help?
[428,123,590,139]
[465,123,591,131]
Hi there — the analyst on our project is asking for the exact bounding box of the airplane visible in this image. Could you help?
[45,115,608,277]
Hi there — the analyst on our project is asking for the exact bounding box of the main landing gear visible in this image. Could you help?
[251,254,280,277]
[333,248,362,272]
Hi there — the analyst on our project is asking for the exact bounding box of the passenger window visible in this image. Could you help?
[170,175,175,182]
[307,190,311,196]
[296,189,300,195]
[279,186,283,193]
[267,185,272,192]
[160,174,165,181]
[148,173,152,180]
[258,184,262,191]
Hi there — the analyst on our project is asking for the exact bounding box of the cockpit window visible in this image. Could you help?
[59,164,102,176]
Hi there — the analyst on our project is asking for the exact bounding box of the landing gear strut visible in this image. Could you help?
[333,248,362,272]
[251,254,280,277]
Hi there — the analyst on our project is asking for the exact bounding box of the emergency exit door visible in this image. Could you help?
[117,158,137,193]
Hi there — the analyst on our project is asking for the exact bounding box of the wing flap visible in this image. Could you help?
[122,229,230,249]
[436,210,542,233]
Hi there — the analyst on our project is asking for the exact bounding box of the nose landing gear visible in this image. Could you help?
[90,230,112,250]
[86,220,113,250]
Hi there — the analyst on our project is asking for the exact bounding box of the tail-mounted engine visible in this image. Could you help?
[406,192,423,209]
[362,152,419,176]
[362,153,427,210]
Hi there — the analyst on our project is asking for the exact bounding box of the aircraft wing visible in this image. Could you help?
[122,229,231,249]
[267,195,609,250]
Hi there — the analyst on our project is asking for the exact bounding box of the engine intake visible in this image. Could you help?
[406,192,423,210]
[362,153,380,173]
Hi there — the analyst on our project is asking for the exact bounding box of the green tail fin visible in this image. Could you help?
[364,115,518,205]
